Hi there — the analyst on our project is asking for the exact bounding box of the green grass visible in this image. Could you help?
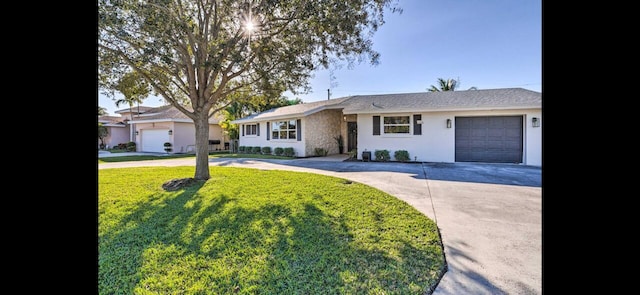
[99,154,196,163]
[99,167,445,294]
[99,153,293,163]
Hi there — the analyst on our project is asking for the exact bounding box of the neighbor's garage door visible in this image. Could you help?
[141,129,170,153]
[455,116,523,163]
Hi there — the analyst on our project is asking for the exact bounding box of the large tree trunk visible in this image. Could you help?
[194,115,211,180]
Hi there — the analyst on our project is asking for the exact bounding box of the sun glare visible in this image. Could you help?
[244,21,255,32]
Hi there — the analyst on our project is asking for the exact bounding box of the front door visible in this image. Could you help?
[347,122,357,152]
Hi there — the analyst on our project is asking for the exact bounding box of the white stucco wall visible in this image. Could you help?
[357,109,541,166]
[524,111,542,166]
[172,122,195,153]
[238,120,306,156]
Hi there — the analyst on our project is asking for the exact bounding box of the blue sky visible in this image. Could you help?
[99,0,541,116]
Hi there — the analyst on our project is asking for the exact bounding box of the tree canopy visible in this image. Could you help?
[99,0,401,180]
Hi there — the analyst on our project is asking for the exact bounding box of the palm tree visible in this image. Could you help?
[113,71,151,141]
[428,78,478,92]
[428,78,458,92]
[114,72,150,119]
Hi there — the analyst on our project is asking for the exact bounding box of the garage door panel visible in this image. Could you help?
[488,118,504,127]
[471,129,487,137]
[505,129,521,137]
[488,128,505,137]
[503,140,521,150]
[470,140,486,148]
[486,140,504,149]
[455,116,523,163]
[142,129,170,153]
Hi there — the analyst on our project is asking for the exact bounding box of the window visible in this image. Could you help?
[271,120,297,140]
[383,116,410,134]
[245,124,257,136]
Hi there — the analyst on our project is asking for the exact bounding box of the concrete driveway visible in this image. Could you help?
[99,158,541,294]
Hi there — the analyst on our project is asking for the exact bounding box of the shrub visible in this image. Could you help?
[252,146,262,154]
[238,146,246,153]
[348,148,358,159]
[394,150,410,162]
[283,147,295,157]
[126,141,136,152]
[374,149,390,161]
[314,148,328,157]
[274,147,284,156]
[163,142,172,152]
[261,146,272,155]
[117,143,128,150]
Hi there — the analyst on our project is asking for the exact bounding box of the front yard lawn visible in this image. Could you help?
[99,167,445,294]
[98,154,196,163]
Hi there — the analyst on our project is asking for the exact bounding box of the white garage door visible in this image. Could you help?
[141,129,170,153]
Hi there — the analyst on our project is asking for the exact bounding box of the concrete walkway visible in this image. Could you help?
[99,157,541,294]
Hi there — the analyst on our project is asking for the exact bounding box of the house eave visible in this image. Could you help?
[232,105,345,124]
[129,118,216,124]
[342,105,541,114]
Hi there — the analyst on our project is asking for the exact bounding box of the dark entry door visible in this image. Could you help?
[455,116,523,163]
[347,122,357,152]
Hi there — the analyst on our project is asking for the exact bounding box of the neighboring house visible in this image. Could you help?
[128,105,229,153]
[98,115,130,149]
[232,88,542,166]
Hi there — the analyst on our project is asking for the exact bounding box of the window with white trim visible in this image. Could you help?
[245,124,257,136]
[271,120,296,140]
[383,116,410,134]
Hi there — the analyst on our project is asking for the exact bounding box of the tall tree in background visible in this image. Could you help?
[220,92,302,143]
[98,106,108,116]
[113,71,152,120]
[98,123,109,149]
[99,0,401,180]
[428,78,477,92]
[110,71,152,141]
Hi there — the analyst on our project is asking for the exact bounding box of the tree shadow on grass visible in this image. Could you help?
[99,183,445,294]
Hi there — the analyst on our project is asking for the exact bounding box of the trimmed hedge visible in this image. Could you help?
[374,149,390,161]
[394,150,410,162]
[283,147,295,157]
[126,141,136,152]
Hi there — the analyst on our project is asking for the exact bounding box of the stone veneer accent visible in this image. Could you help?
[304,109,342,156]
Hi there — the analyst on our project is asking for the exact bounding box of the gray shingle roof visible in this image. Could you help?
[340,88,541,114]
[232,88,541,123]
[98,115,127,124]
[232,96,353,123]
